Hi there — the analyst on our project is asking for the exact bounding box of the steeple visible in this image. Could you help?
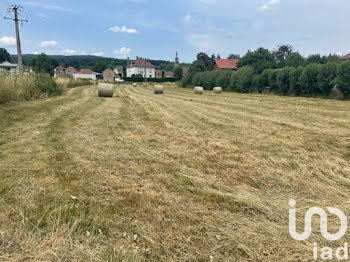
[175,51,179,67]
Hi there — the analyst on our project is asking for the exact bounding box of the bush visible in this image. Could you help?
[235,66,255,93]
[0,73,58,104]
[289,67,303,96]
[300,64,321,95]
[277,67,293,95]
[268,70,279,92]
[318,62,337,96]
[216,70,233,91]
[335,61,350,97]
[124,77,178,83]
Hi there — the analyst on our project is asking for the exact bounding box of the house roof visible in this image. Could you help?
[165,71,174,77]
[66,66,77,72]
[128,57,155,68]
[341,53,350,60]
[0,61,18,68]
[214,59,239,69]
[55,65,65,70]
[78,69,93,74]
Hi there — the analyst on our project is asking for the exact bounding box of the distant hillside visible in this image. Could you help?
[10,54,191,71]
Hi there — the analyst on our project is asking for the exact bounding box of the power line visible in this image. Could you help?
[4,5,28,73]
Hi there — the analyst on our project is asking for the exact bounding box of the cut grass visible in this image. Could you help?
[0,84,350,261]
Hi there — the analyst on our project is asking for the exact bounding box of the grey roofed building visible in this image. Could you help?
[0,61,18,74]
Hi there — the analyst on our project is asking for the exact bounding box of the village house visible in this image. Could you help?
[73,69,98,80]
[0,61,18,74]
[103,68,115,83]
[54,66,66,78]
[127,57,155,78]
[213,58,239,70]
[66,66,77,75]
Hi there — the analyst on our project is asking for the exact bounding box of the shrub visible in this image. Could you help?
[300,64,321,95]
[289,67,303,96]
[336,61,350,97]
[318,62,337,96]
[268,70,279,92]
[216,70,232,91]
[0,73,58,104]
[235,66,254,93]
[277,67,293,95]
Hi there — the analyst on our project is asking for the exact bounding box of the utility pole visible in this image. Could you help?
[4,5,28,74]
[144,57,147,84]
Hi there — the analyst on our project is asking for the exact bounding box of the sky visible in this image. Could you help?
[0,0,349,63]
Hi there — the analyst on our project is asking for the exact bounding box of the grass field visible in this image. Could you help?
[0,84,350,261]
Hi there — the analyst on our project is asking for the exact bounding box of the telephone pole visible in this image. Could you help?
[4,5,28,74]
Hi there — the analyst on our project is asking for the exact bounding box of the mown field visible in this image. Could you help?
[0,84,350,261]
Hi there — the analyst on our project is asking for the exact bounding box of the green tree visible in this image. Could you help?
[277,67,293,95]
[260,69,272,90]
[92,61,108,73]
[227,54,240,59]
[289,67,303,96]
[285,52,305,67]
[235,66,255,93]
[238,48,276,73]
[196,52,214,70]
[299,64,321,95]
[318,62,337,95]
[335,61,350,97]
[174,66,183,79]
[268,70,279,91]
[33,53,54,74]
[216,70,232,90]
[273,44,293,67]
[306,54,326,65]
[0,48,10,63]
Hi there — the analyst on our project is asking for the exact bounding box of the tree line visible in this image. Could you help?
[181,45,349,98]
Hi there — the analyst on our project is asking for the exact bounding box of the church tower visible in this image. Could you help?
[174,51,179,67]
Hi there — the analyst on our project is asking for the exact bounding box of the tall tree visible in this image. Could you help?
[285,52,305,67]
[174,66,183,80]
[92,61,108,73]
[33,53,54,74]
[0,48,10,63]
[227,54,240,59]
[238,48,276,73]
[273,44,293,67]
[197,52,214,70]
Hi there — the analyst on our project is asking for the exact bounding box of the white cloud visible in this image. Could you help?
[182,13,194,24]
[33,51,40,55]
[114,47,131,58]
[260,0,280,11]
[0,36,16,46]
[39,41,59,47]
[92,52,104,56]
[108,25,138,34]
[62,49,77,55]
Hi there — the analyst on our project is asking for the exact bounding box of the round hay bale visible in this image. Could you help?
[154,85,164,94]
[213,87,222,94]
[98,83,114,97]
[194,86,204,95]
[133,83,137,87]
[330,86,344,100]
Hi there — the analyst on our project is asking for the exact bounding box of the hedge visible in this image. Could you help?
[124,77,178,83]
[181,61,350,99]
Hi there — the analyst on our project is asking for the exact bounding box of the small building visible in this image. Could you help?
[155,70,162,78]
[103,68,115,83]
[0,61,18,74]
[66,66,77,75]
[54,66,66,78]
[73,69,98,80]
[213,58,239,70]
[127,57,155,78]
[164,71,174,78]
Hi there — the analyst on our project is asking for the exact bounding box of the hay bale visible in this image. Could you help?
[98,83,114,97]
[213,87,222,94]
[133,83,137,87]
[330,86,344,100]
[194,86,204,95]
[154,85,164,94]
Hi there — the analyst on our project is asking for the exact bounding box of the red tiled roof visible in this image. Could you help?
[66,66,77,72]
[55,66,65,70]
[79,69,93,74]
[214,59,239,69]
[341,53,350,60]
[129,58,155,68]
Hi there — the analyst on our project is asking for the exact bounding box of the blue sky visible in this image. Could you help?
[0,0,350,62]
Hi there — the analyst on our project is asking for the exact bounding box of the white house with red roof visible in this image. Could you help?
[126,57,155,78]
